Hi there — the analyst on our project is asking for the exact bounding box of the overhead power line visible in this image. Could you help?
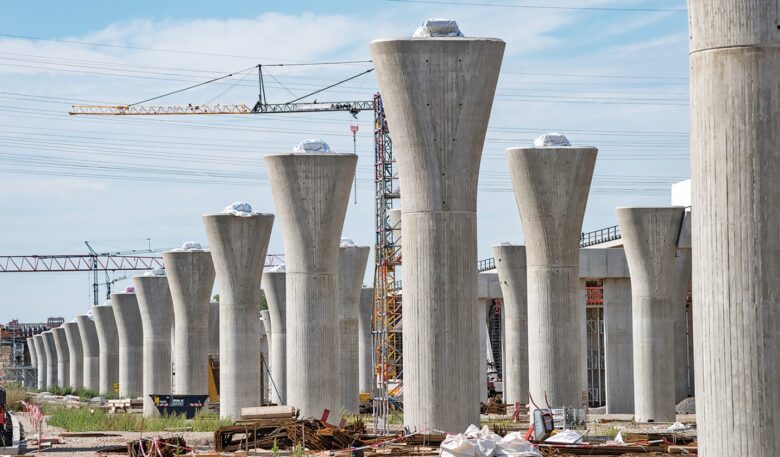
[383,0,687,12]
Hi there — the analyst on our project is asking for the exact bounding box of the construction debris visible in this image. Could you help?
[127,436,188,457]
[215,418,365,453]
[676,396,696,415]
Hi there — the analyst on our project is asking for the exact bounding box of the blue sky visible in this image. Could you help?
[0,0,690,321]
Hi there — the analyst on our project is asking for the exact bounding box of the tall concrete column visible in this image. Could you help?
[52,328,70,388]
[358,287,374,394]
[208,301,219,356]
[33,334,47,389]
[92,305,119,396]
[164,249,215,397]
[371,35,505,432]
[338,245,370,413]
[263,270,287,405]
[673,248,692,402]
[76,316,100,392]
[27,337,37,368]
[617,206,684,422]
[492,245,528,406]
[63,322,83,390]
[204,212,273,420]
[689,4,780,454]
[506,146,597,410]
[602,278,633,414]
[266,152,356,419]
[41,331,58,388]
[112,292,143,398]
[259,314,270,403]
[134,274,174,417]
[478,299,490,404]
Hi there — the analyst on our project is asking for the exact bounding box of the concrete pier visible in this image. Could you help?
[506,146,597,410]
[602,278,633,414]
[358,287,374,394]
[112,292,143,398]
[263,270,287,405]
[42,331,58,388]
[259,314,271,402]
[164,249,215,397]
[266,152,356,419]
[370,35,505,432]
[617,206,684,423]
[203,212,274,420]
[338,244,370,413]
[688,4,780,453]
[92,305,119,396]
[27,337,36,369]
[76,315,100,391]
[52,328,70,389]
[492,244,528,406]
[208,301,219,356]
[134,274,174,417]
[673,212,692,401]
[63,322,83,390]
[33,334,47,389]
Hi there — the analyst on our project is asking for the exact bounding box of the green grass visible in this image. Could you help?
[42,385,103,400]
[44,405,232,432]
[1,383,33,410]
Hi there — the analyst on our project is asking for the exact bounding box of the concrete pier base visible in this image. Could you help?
[506,146,597,410]
[338,245,370,413]
[52,328,70,389]
[134,275,174,417]
[164,250,215,397]
[370,35,505,432]
[63,322,83,390]
[266,152,356,419]
[603,278,633,414]
[76,315,100,392]
[617,206,684,423]
[208,301,219,357]
[263,270,287,405]
[492,245,528,406]
[203,212,274,420]
[358,288,373,395]
[92,305,119,396]
[112,292,143,398]
[27,337,37,369]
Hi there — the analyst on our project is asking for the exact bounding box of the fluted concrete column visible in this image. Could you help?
[52,328,70,389]
[492,245,528,406]
[33,334,47,389]
[76,316,100,392]
[41,331,58,388]
[512,168,577,407]
[338,245,370,413]
[112,292,143,398]
[266,152,356,419]
[203,212,274,420]
[358,287,374,394]
[603,278,633,414]
[689,4,780,454]
[208,301,219,356]
[506,146,597,410]
[164,250,215,397]
[617,206,684,422]
[27,337,37,368]
[371,36,505,432]
[263,270,287,405]
[134,274,174,417]
[259,314,270,403]
[92,305,119,396]
[63,322,83,390]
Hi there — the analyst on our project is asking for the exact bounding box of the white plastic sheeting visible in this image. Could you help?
[413,19,464,37]
[270,263,286,272]
[223,201,254,217]
[172,241,203,252]
[533,133,571,147]
[440,425,541,457]
[543,429,583,444]
[143,268,166,276]
[294,139,331,153]
[340,237,357,248]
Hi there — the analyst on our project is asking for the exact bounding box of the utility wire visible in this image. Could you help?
[129,65,257,106]
[285,68,375,104]
[383,0,687,12]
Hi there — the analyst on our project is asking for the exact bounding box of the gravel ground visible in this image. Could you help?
[14,410,217,456]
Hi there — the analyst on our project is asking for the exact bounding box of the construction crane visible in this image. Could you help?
[67,62,402,433]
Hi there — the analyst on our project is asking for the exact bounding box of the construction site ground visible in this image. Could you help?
[9,409,697,457]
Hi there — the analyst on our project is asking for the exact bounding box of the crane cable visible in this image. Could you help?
[129,65,258,106]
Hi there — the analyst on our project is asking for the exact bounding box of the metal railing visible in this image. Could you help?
[477,257,496,272]
[580,225,621,248]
